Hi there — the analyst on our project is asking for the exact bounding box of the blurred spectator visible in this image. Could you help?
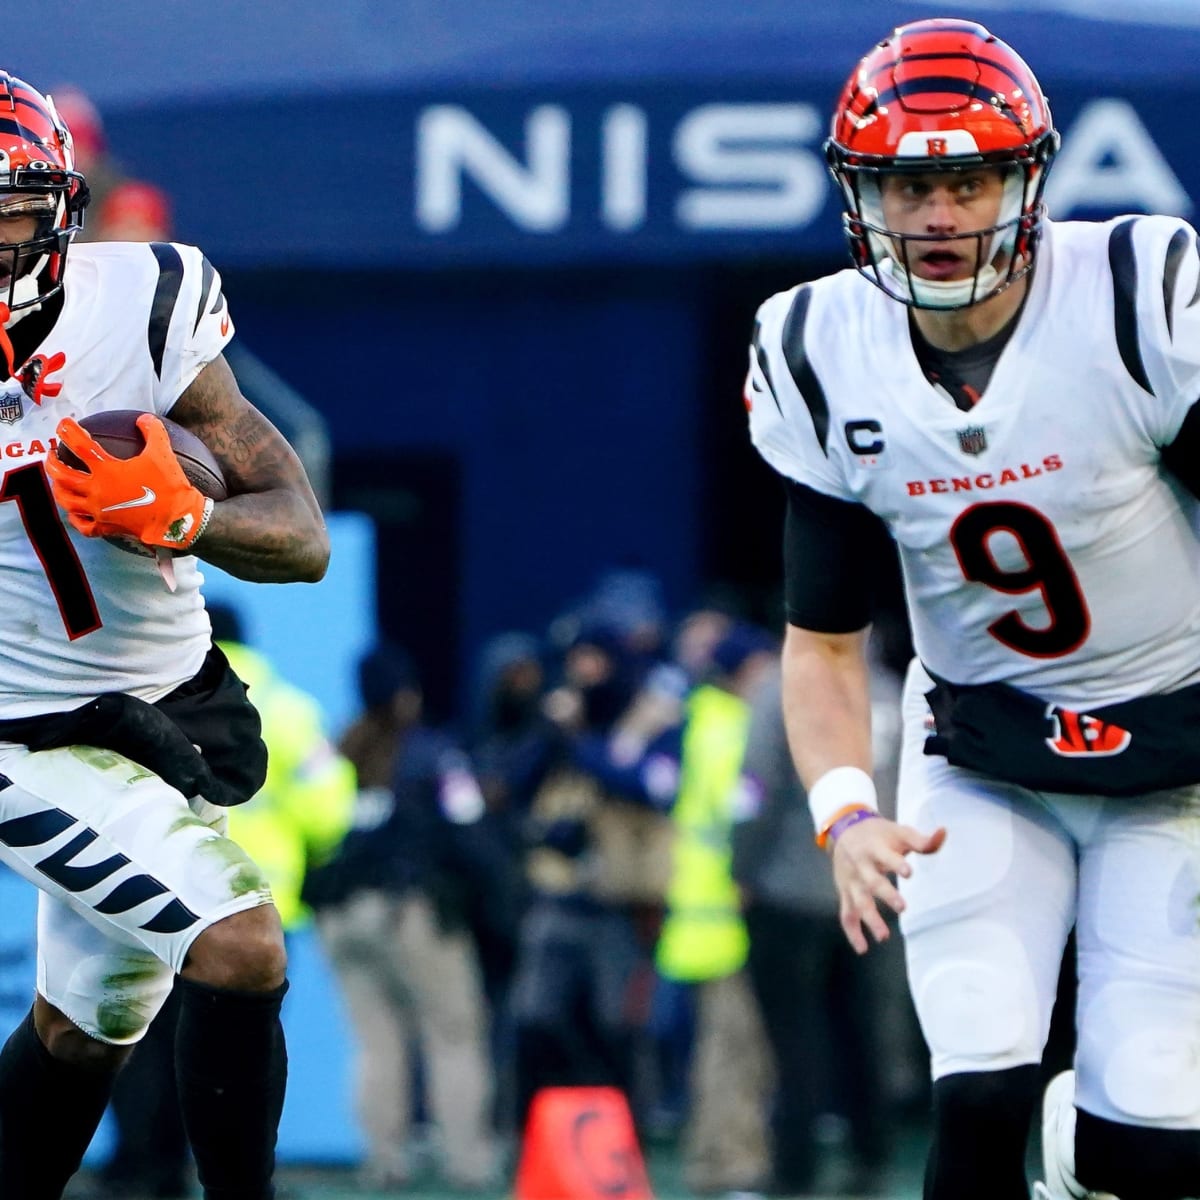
[94,180,173,242]
[580,566,669,663]
[551,567,670,670]
[656,623,778,1197]
[302,644,502,1192]
[509,622,676,1135]
[672,606,736,685]
[731,637,905,1196]
[547,597,747,1141]
[467,632,561,1136]
[632,600,742,1135]
[94,603,354,1200]
[470,632,562,864]
[49,86,117,199]
[52,84,173,243]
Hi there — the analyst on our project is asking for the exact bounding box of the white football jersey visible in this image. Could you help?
[749,216,1200,708]
[0,241,233,717]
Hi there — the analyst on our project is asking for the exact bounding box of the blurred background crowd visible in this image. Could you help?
[221,574,924,1199]
[0,0,1195,1196]
[83,564,931,1199]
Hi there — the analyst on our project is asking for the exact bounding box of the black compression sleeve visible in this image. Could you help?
[175,977,288,1200]
[0,1007,117,1197]
[1162,400,1200,499]
[783,480,892,632]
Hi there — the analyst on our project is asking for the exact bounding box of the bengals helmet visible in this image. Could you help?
[825,19,1058,310]
[0,71,88,321]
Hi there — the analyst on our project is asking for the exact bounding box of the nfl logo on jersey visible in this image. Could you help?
[0,384,23,426]
[957,425,987,456]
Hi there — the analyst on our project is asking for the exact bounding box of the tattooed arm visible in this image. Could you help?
[168,354,330,582]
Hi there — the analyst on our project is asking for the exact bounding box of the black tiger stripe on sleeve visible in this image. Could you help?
[1162,226,1190,341]
[751,318,783,417]
[1175,228,1200,313]
[1108,219,1154,396]
[1189,238,1200,311]
[780,285,832,454]
[147,242,184,380]
[192,256,215,334]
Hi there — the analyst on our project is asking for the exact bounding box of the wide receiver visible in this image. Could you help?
[746,18,1200,1200]
[0,72,328,1198]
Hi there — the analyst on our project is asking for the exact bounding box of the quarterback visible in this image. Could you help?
[0,72,328,1198]
[747,18,1200,1200]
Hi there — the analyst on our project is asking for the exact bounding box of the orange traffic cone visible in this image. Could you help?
[514,1086,654,1200]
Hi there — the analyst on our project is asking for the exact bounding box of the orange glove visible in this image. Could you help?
[46,413,214,551]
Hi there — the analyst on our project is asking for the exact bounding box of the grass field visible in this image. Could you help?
[70,1125,936,1200]
[66,1107,1055,1198]
[272,1147,926,1200]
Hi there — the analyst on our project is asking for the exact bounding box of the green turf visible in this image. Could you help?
[66,1116,979,1199]
[267,1130,930,1200]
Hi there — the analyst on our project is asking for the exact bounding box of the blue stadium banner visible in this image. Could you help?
[123,83,1197,270]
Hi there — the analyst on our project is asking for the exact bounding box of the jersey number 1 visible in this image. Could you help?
[949,500,1089,658]
[2,463,102,639]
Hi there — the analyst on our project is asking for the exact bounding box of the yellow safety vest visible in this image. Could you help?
[220,642,356,931]
[655,684,750,983]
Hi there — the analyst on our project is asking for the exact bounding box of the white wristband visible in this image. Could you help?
[807,765,878,833]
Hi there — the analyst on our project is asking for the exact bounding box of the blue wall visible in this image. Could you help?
[229,273,705,710]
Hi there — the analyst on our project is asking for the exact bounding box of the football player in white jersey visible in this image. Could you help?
[746,18,1200,1200]
[0,73,329,1198]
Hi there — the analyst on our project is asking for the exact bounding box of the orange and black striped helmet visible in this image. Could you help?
[0,71,89,317]
[825,19,1058,309]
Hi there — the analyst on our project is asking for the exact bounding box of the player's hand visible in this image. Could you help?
[830,815,947,955]
[47,414,211,550]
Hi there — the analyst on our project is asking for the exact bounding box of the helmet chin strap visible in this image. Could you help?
[0,258,51,380]
[2,258,49,330]
[878,252,1006,309]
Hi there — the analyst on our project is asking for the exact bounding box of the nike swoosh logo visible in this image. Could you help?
[102,486,157,512]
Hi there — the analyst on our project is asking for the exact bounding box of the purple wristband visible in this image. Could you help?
[827,807,879,844]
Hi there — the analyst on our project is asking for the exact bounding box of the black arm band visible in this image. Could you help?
[783,480,891,632]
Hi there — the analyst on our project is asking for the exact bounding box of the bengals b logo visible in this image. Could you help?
[1045,704,1132,757]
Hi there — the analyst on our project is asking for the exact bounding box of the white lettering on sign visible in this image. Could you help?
[673,104,828,230]
[413,97,1194,237]
[416,104,570,232]
[601,104,648,231]
[1047,99,1191,217]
